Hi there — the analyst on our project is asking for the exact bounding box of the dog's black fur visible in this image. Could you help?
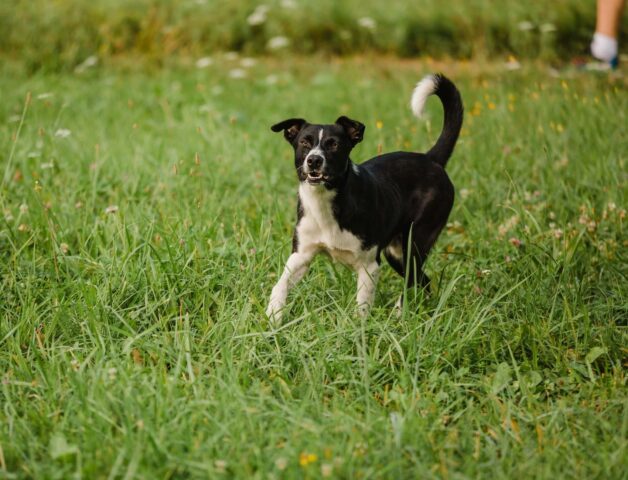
[267,74,463,319]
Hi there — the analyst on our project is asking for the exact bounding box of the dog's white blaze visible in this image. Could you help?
[304,128,326,172]
[410,75,438,118]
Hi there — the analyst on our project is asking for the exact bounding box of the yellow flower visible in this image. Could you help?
[299,452,318,467]
[376,120,383,129]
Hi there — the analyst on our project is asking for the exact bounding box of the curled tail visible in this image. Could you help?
[410,73,464,167]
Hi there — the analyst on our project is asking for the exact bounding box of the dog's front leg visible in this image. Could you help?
[356,261,380,318]
[266,250,315,323]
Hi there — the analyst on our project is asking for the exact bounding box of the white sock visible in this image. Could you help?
[591,32,618,62]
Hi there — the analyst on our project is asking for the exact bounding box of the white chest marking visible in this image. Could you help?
[297,183,376,269]
[266,182,380,323]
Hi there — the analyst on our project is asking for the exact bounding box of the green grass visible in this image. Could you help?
[0,57,626,478]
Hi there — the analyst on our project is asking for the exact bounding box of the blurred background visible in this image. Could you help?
[0,0,617,72]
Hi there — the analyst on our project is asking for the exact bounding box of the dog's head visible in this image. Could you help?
[271,116,365,188]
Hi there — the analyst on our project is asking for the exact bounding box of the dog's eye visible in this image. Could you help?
[300,140,311,149]
[326,139,338,149]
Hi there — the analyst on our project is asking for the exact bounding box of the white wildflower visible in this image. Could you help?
[240,57,257,68]
[75,55,98,73]
[321,463,333,477]
[195,57,213,69]
[280,0,296,8]
[54,129,72,138]
[105,205,119,214]
[517,21,534,31]
[267,36,290,51]
[265,74,279,85]
[275,457,288,470]
[358,17,377,30]
[247,5,269,25]
[505,57,521,71]
[498,215,519,237]
[229,68,247,79]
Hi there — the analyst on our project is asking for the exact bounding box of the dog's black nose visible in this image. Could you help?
[307,155,323,170]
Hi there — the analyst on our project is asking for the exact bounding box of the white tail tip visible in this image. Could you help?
[410,75,438,118]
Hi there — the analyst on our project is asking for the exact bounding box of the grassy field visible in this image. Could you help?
[0,57,626,478]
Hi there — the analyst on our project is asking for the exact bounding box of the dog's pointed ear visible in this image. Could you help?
[335,116,365,146]
[271,118,307,143]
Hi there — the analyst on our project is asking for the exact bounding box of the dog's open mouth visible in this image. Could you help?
[306,172,329,184]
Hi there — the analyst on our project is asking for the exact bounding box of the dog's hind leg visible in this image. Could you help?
[266,250,315,324]
[402,221,447,294]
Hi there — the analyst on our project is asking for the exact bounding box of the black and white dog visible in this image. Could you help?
[266,74,463,322]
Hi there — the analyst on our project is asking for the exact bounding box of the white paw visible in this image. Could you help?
[265,300,284,326]
[394,295,403,318]
[357,303,371,318]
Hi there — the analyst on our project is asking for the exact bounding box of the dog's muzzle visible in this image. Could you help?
[304,155,329,184]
